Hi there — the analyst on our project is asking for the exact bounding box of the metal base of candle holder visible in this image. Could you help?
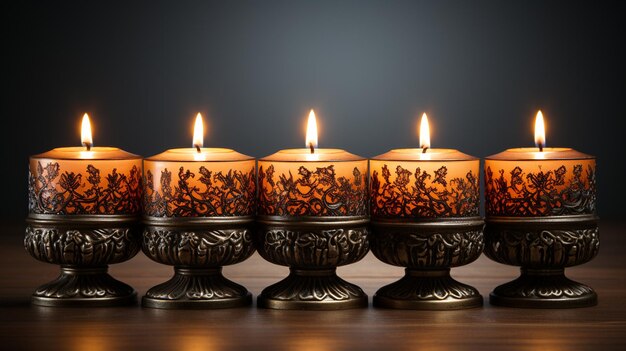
[25,214,141,307]
[371,217,485,310]
[141,217,255,309]
[255,216,370,310]
[142,267,252,309]
[484,215,599,308]
[30,266,137,307]
[257,268,368,310]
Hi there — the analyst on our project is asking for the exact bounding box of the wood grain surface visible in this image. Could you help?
[1,220,625,351]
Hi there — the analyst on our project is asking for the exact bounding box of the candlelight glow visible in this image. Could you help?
[305,109,318,153]
[81,113,93,149]
[419,113,430,150]
[193,113,204,150]
[534,110,546,151]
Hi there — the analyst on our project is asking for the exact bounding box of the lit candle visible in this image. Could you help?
[370,113,480,218]
[141,113,256,309]
[255,109,369,310]
[26,113,142,307]
[29,113,142,215]
[143,113,255,217]
[483,110,599,308]
[369,113,484,310]
[484,111,596,216]
[258,109,367,216]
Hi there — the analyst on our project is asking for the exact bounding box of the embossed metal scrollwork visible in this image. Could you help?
[142,227,255,266]
[371,229,484,268]
[257,227,370,268]
[484,227,599,267]
[24,225,140,265]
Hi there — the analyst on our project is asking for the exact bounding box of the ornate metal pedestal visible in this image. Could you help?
[371,217,484,310]
[24,214,141,307]
[142,217,255,309]
[255,216,370,310]
[484,215,599,308]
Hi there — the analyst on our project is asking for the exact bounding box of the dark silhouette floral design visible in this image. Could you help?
[484,164,596,216]
[370,164,479,218]
[143,166,255,217]
[258,164,367,216]
[28,161,141,215]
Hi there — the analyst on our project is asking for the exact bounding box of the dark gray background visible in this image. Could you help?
[3,0,624,219]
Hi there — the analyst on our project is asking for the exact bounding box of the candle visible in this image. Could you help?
[26,113,142,307]
[29,113,142,215]
[485,111,596,216]
[255,109,369,310]
[369,113,484,310]
[370,113,479,218]
[143,113,256,217]
[258,110,367,217]
[141,113,256,309]
[483,110,599,308]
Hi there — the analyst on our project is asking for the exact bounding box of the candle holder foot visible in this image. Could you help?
[25,215,141,307]
[257,268,367,310]
[255,217,370,310]
[484,215,599,308]
[489,268,597,308]
[142,267,251,309]
[370,217,485,310]
[373,268,482,309]
[142,217,255,309]
[31,266,136,307]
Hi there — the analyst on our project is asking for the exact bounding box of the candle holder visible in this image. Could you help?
[25,215,141,307]
[256,149,370,310]
[255,216,369,310]
[484,149,599,308]
[141,217,255,309]
[369,146,484,310]
[484,215,599,308]
[371,218,484,309]
[26,146,143,307]
[141,145,257,309]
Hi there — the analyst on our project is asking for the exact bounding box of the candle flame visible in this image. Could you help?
[81,113,93,150]
[534,110,545,151]
[305,109,318,153]
[193,113,204,151]
[419,112,430,151]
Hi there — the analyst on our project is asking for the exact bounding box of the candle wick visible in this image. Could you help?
[309,142,315,154]
[195,145,201,153]
[422,146,428,154]
[83,142,92,151]
[538,143,544,152]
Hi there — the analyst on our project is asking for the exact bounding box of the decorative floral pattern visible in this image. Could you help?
[370,229,484,268]
[485,164,596,216]
[484,226,599,267]
[143,166,255,217]
[24,225,140,265]
[257,227,370,268]
[28,161,141,215]
[258,165,367,216]
[142,227,255,266]
[370,164,479,218]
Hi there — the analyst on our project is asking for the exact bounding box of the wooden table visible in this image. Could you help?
[1,220,625,350]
